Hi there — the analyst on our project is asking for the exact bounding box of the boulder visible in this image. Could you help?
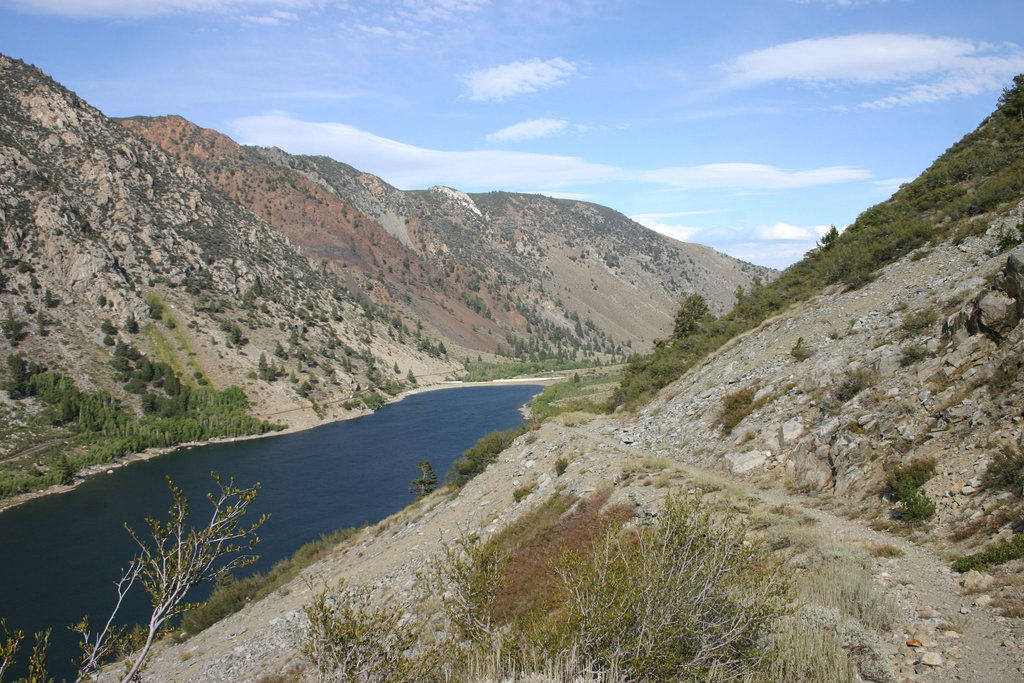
[724,450,769,474]
[779,418,805,447]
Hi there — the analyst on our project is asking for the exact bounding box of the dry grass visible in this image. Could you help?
[857,541,905,558]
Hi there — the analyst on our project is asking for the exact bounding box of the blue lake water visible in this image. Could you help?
[0,384,541,681]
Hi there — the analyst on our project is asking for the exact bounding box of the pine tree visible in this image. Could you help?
[409,460,437,499]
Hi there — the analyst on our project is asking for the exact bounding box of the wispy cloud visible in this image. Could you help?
[233,113,874,196]
[348,0,488,43]
[232,113,875,196]
[486,118,568,142]
[638,162,871,190]
[463,57,580,101]
[243,9,297,25]
[231,113,616,189]
[721,33,1024,108]
[4,0,308,18]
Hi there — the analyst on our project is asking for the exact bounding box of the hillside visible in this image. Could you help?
[125,81,1024,682]
[121,115,774,358]
[0,54,460,499]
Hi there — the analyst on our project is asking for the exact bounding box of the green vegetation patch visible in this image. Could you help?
[449,423,527,487]
[528,371,622,421]
[952,534,1024,573]
[982,445,1024,496]
[1,352,283,499]
[885,457,937,523]
[461,358,600,383]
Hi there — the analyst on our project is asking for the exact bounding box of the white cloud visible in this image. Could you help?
[722,33,1024,108]
[486,118,568,142]
[230,113,616,189]
[230,114,873,197]
[463,57,579,101]
[349,0,487,43]
[726,34,978,84]
[243,9,297,24]
[639,162,871,190]
[4,0,307,18]
[634,220,704,243]
[755,222,825,240]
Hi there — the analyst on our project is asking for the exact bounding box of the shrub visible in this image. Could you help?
[449,424,527,486]
[886,458,937,522]
[302,580,419,682]
[790,337,811,361]
[553,495,787,680]
[982,445,1024,496]
[952,534,1024,573]
[898,308,938,340]
[832,368,874,404]
[512,484,535,503]
[717,386,758,434]
[554,457,568,477]
[885,457,936,494]
[894,488,937,522]
[899,343,928,366]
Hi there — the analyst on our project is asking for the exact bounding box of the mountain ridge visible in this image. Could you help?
[120,114,775,357]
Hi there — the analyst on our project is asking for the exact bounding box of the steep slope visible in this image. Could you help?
[121,116,774,358]
[0,55,459,495]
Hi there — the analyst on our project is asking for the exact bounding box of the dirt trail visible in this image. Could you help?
[745,479,1024,682]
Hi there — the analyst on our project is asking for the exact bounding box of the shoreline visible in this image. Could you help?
[0,377,558,514]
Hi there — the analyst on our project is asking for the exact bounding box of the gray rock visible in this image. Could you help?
[779,417,805,447]
[724,450,768,474]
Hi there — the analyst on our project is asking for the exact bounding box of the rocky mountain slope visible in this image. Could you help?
[131,202,1024,683]
[127,82,1024,682]
[0,54,461,488]
[121,115,773,357]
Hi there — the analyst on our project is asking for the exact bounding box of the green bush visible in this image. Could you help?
[885,457,936,494]
[899,343,928,366]
[894,488,937,522]
[886,458,937,522]
[449,424,527,486]
[552,495,787,680]
[952,534,1024,573]
[790,337,811,362]
[898,309,938,340]
[554,457,568,477]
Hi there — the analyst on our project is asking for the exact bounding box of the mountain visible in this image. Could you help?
[120,115,774,358]
[132,79,1024,681]
[0,54,460,496]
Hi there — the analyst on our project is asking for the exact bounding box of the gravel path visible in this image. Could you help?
[747,481,1024,682]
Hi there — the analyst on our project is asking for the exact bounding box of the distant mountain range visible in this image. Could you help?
[120,115,774,358]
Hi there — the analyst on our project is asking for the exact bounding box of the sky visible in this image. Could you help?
[1,1,1022,269]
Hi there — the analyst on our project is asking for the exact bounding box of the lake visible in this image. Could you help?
[0,383,542,681]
